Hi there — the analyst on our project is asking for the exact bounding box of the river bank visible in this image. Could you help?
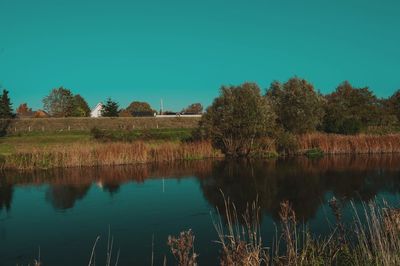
[1,131,400,170]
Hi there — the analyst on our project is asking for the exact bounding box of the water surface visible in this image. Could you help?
[1,155,400,265]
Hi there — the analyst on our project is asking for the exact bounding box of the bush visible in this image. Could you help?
[200,83,277,157]
[339,117,362,135]
[323,81,381,134]
[266,77,325,134]
[275,131,299,155]
[304,148,324,158]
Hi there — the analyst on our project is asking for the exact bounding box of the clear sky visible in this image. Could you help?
[0,0,399,111]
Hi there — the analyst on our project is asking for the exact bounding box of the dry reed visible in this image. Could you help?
[298,133,400,154]
[213,193,269,266]
[3,141,221,170]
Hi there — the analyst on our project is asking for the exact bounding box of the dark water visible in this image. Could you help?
[1,155,400,265]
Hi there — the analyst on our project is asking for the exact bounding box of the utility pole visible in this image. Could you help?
[160,98,164,115]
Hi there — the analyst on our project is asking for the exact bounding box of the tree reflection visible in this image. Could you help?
[200,156,400,224]
[45,185,91,210]
[2,155,400,218]
[0,179,13,212]
[199,160,324,222]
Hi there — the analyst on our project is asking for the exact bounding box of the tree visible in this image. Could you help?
[323,81,381,134]
[0,89,13,119]
[101,98,119,117]
[125,101,155,116]
[200,83,276,157]
[43,87,74,117]
[16,103,33,117]
[266,77,325,134]
[71,94,91,117]
[386,90,400,122]
[182,103,203,114]
[0,89,14,119]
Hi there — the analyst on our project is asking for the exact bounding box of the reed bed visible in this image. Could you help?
[298,133,400,154]
[2,141,221,170]
[167,197,400,266]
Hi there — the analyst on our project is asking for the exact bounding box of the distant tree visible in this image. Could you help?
[71,94,91,117]
[182,103,203,114]
[0,89,14,119]
[323,81,381,134]
[266,77,325,134]
[125,101,155,116]
[43,87,74,117]
[118,109,132,117]
[200,83,276,157]
[101,98,119,117]
[16,103,33,117]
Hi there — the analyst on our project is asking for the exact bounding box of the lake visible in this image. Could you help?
[1,155,400,265]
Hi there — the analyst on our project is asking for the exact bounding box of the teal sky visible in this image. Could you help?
[0,0,399,111]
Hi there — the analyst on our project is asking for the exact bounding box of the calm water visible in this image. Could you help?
[1,155,400,265]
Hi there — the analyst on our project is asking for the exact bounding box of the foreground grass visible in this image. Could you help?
[169,198,400,266]
[27,197,400,266]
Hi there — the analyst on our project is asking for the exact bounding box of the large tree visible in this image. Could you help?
[125,101,155,116]
[266,77,325,134]
[200,83,276,157]
[72,94,91,117]
[43,87,74,117]
[101,98,119,117]
[182,103,203,114]
[0,89,14,119]
[323,81,382,134]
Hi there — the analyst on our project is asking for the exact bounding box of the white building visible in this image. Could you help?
[90,103,103,118]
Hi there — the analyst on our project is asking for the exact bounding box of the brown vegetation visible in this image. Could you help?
[2,141,220,170]
[298,133,400,154]
[169,197,400,266]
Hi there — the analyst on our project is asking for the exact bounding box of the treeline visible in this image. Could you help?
[0,87,203,119]
[198,77,400,157]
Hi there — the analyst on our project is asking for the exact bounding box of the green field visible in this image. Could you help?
[0,128,194,156]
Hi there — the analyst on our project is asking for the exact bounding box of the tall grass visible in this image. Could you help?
[298,133,400,154]
[168,197,400,266]
[19,196,400,265]
[2,141,221,170]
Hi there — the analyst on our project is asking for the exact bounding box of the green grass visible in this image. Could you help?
[0,128,194,156]
[304,147,324,158]
[90,128,194,142]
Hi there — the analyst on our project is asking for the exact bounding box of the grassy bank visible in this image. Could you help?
[2,131,400,170]
[1,141,220,170]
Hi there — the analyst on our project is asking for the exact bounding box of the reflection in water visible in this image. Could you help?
[0,179,13,212]
[2,155,400,218]
[200,157,400,222]
[45,185,91,210]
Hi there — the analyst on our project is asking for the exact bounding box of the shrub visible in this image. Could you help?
[266,77,325,134]
[275,131,298,155]
[200,83,277,157]
[323,81,382,134]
